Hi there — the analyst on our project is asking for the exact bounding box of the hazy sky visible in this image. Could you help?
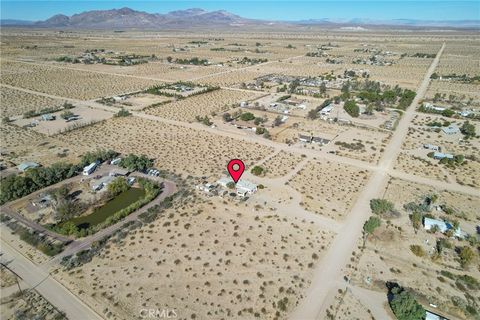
[2,1,479,21]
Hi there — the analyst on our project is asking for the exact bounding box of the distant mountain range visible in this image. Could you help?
[1,7,479,29]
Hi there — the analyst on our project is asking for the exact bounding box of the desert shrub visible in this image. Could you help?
[115,108,131,117]
[458,246,475,268]
[240,112,255,121]
[370,199,395,215]
[410,245,425,257]
[251,166,265,176]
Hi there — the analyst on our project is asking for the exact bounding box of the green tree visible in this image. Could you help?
[240,112,255,121]
[307,108,319,120]
[251,166,264,176]
[389,287,425,320]
[410,211,423,233]
[226,181,235,189]
[363,216,381,246]
[119,154,153,172]
[370,199,395,216]
[343,100,359,117]
[460,121,475,139]
[116,108,131,117]
[107,177,130,196]
[255,127,266,135]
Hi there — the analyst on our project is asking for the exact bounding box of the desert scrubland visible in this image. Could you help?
[1,28,479,320]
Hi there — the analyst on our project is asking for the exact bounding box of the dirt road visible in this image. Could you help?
[289,42,446,320]
[0,239,103,320]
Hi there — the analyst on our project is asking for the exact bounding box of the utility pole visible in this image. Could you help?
[0,262,23,295]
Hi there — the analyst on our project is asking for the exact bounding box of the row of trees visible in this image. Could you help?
[0,150,118,205]
[119,154,153,172]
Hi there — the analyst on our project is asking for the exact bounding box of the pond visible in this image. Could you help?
[70,187,145,229]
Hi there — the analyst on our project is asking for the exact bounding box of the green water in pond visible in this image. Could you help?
[70,187,145,229]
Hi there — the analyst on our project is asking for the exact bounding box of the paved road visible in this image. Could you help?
[0,239,103,320]
[289,42,446,320]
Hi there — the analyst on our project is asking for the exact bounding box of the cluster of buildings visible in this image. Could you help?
[196,177,258,198]
[423,144,456,160]
[423,103,475,119]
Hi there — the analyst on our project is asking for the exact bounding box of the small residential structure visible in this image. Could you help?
[196,182,217,194]
[424,103,445,112]
[424,217,449,233]
[283,97,304,106]
[236,180,258,196]
[83,162,98,175]
[423,217,467,239]
[109,168,130,177]
[110,157,122,165]
[312,136,330,145]
[442,125,460,135]
[18,162,40,172]
[320,104,334,115]
[41,114,55,121]
[299,134,312,143]
[433,152,453,160]
[216,177,258,197]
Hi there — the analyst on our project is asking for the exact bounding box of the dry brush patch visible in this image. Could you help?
[288,160,370,220]
[262,151,304,178]
[196,69,269,86]
[394,152,450,183]
[56,196,334,320]
[0,123,83,166]
[145,89,259,122]
[0,86,64,118]
[426,80,480,103]
[57,116,274,177]
[0,61,161,100]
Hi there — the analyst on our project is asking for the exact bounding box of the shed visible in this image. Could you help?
[423,217,448,233]
[18,162,40,172]
[423,144,440,151]
[217,177,234,188]
[442,125,460,135]
[41,114,55,121]
[312,137,330,145]
[433,152,453,160]
[109,168,130,177]
[236,180,258,194]
[83,162,97,175]
[299,134,312,143]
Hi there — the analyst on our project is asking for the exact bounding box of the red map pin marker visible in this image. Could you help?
[227,159,245,183]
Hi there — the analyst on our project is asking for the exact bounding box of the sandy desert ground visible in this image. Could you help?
[55,194,334,320]
[288,160,370,220]
[1,28,479,320]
